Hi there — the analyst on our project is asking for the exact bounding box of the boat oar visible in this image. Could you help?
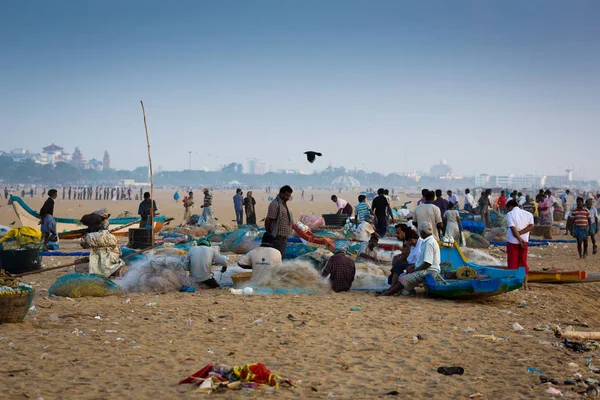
[6,243,163,278]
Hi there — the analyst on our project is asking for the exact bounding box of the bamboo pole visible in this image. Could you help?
[140,101,154,246]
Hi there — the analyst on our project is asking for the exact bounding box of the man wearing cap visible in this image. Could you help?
[322,244,356,292]
[183,239,229,288]
[377,222,440,296]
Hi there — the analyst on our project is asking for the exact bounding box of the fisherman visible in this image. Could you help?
[138,192,157,229]
[560,190,570,213]
[201,188,214,222]
[496,191,507,214]
[39,189,58,251]
[570,197,593,259]
[372,188,393,237]
[265,185,294,258]
[183,239,229,288]
[386,229,422,289]
[433,189,448,217]
[546,190,558,225]
[447,190,459,209]
[322,244,356,292]
[478,189,492,228]
[522,195,535,216]
[233,189,244,226]
[357,233,384,264]
[414,190,443,240]
[354,194,372,226]
[331,195,353,217]
[243,191,257,225]
[183,191,194,222]
[237,233,282,280]
[377,222,440,296]
[464,188,476,212]
[506,199,534,290]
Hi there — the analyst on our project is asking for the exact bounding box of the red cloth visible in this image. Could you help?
[236,363,278,386]
[179,364,214,385]
[507,242,528,274]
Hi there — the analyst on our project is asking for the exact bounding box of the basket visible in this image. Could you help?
[231,272,253,287]
[0,289,34,324]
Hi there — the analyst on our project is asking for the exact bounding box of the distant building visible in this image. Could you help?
[71,147,84,169]
[247,158,267,175]
[475,174,491,187]
[429,159,452,178]
[41,144,71,165]
[495,176,511,187]
[511,175,544,189]
[88,158,103,171]
[103,151,111,170]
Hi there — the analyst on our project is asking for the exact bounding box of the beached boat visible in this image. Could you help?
[10,196,166,238]
[293,222,336,251]
[528,270,590,284]
[424,266,526,299]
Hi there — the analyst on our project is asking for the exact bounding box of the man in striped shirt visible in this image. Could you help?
[354,195,372,226]
[570,197,593,259]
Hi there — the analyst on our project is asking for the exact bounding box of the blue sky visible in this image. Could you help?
[1,0,599,178]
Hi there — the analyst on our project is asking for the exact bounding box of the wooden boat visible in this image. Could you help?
[10,196,166,238]
[424,266,526,299]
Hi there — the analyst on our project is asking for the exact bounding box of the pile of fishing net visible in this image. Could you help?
[220,229,261,254]
[298,214,325,229]
[247,260,331,294]
[485,228,507,243]
[294,248,332,272]
[49,274,122,298]
[461,248,503,266]
[491,211,507,228]
[171,226,209,238]
[464,233,490,249]
[116,255,193,293]
[284,243,320,259]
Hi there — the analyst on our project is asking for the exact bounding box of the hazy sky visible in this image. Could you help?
[1,1,599,178]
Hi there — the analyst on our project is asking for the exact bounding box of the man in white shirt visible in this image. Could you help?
[413,190,444,240]
[506,200,534,290]
[237,233,283,281]
[377,222,440,296]
[545,190,558,225]
[464,189,476,212]
[183,240,229,288]
[447,190,459,208]
[357,234,383,264]
[331,195,353,217]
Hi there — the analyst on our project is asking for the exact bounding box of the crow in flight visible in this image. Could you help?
[304,151,322,163]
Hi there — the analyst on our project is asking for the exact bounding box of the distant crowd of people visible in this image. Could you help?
[3,186,146,202]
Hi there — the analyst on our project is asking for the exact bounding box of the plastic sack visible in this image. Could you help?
[284,243,319,259]
[298,214,326,229]
[49,274,122,298]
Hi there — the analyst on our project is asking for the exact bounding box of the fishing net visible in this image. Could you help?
[247,260,331,294]
[295,248,332,272]
[465,233,490,249]
[49,274,122,298]
[485,228,507,243]
[115,255,193,293]
[220,229,250,253]
[220,229,262,254]
[491,211,507,228]
[461,248,503,266]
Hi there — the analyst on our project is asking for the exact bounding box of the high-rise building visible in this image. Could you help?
[429,159,453,178]
[247,158,267,175]
[103,151,111,169]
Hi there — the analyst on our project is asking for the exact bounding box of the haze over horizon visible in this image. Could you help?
[1,1,599,179]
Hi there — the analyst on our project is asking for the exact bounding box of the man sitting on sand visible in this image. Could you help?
[183,239,229,288]
[237,233,283,281]
[322,245,356,292]
[357,233,383,264]
[388,229,422,286]
[377,222,440,296]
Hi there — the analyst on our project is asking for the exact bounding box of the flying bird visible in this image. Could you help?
[304,151,322,163]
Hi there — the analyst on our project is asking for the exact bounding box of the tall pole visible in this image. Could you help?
[188,151,192,170]
[140,101,154,245]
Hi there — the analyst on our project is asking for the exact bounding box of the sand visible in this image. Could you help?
[1,190,600,399]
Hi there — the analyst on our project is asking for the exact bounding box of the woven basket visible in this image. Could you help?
[0,289,34,324]
[231,272,253,287]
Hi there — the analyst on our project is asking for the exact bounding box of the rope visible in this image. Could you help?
[456,266,477,280]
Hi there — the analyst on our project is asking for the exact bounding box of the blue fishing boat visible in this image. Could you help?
[424,266,526,299]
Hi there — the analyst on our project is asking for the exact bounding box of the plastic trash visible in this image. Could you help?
[229,289,243,295]
[350,306,362,311]
[545,387,562,396]
[469,394,483,399]
[527,367,544,374]
[513,322,525,331]
[412,336,419,344]
[29,306,37,312]
[464,327,475,333]
[243,287,254,295]
[437,366,465,376]
[253,319,263,325]
[94,316,102,320]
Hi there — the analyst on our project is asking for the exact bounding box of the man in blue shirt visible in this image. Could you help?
[233,189,244,226]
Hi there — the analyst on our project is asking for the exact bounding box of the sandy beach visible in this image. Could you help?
[1,191,600,399]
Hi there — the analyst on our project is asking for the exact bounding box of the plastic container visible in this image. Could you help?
[128,228,153,249]
[0,248,42,274]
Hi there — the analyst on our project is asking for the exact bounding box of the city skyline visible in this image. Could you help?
[2,1,599,178]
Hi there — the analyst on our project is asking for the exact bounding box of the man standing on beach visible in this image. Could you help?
[233,189,244,226]
[265,185,294,258]
[506,200,534,290]
[183,191,194,222]
[40,189,58,251]
[414,190,443,240]
[464,188,475,212]
[433,189,448,217]
[372,188,393,237]
[586,198,598,255]
[570,197,593,259]
[447,190,459,209]
[478,190,492,228]
[138,192,157,228]
[546,190,558,225]
[243,191,257,225]
[201,188,213,222]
